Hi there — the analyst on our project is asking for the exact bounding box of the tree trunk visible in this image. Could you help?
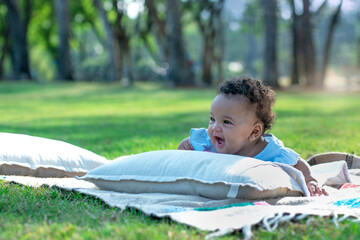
[93,0,121,81]
[136,15,159,62]
[54,0,73,81]
[112,0,133,85]
[357,15,360,69]
[289,0,331,87]
[244,12,257,78]
[320,0,343,85]
[0,16,10,80]
[214,10,225,84]
[145,0,167,63]
[197,12,215,86]
[3,0,31,80]
[358,39,360,69]
[289,0,300,85]
[302,0,318,87]
[117,32,133,85]
[262,0,278,87]
[202,36,213,85]
[193,0,224,86]
[244,34,257,77]
[121,32,133,85]
[210,0,225,85]
[165,0,193,86]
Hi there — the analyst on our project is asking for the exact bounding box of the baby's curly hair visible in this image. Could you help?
[217,76,276,132]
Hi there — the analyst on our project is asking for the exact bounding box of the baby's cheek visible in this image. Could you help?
[210,136,217,147]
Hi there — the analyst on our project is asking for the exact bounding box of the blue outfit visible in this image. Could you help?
[189,128,299,165]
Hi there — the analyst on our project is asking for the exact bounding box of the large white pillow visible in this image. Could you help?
[0,132,108,177]
[78,150,308,200]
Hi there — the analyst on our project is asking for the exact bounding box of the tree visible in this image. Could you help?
[0,7,9,80]
[30,0,57,68]
[2,0,32,80]
[165,0,193,86]
[91,0,136,84]
[71,1,105,47]
[54,0,73,81]
[288,0,318,87]
[241,2,259,78]
[302,0,317,87]
[262,0,278,88]
[184,0,225,86]
[320,0,343,85]
[288,0,302,85]
[111,0,133,85]
[93,0,121,81]
[358,14,360,69]
[288,0,342,88]
[134,10,159,63]
[144,0,167,64]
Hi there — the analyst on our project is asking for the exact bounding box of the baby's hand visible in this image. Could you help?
[307,181,328,196]
[177,137,194,150]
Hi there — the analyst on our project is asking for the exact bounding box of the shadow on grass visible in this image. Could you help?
[276,106,360,118]
[0,112,210,158]
[0,181,177,232]
[1,103,359,158]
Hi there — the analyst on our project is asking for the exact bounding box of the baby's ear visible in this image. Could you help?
[249,122,263,142]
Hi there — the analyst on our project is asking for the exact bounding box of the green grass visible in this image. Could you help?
[1,81,360,239]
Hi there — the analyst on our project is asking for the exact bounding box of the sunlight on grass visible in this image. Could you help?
[1,82,360,239]
[0,181,208,240]
[0,82,214,158]
[1,82,358,158]
[273,92,360,156]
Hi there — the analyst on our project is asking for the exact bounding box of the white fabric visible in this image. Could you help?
[311,160,351,187]
[0,161,356,239]
[227,183,241,198]
[78,150,307,200]
[0,132,108,177]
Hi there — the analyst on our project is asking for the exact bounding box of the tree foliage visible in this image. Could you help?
[0,0,357,88]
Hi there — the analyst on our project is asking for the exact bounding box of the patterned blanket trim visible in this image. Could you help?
[206,208,360,239]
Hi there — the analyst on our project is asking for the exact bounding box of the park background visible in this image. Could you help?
[1,0,360,90]
[1,0,360,239]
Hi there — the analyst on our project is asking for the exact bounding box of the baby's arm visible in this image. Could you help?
[177,137,194,150]
[293,158,328,196]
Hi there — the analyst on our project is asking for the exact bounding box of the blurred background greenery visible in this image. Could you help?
[0,0,359,90]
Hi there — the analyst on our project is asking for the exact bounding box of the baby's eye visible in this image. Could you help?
[209,117,215,122]
[224,120,232,125]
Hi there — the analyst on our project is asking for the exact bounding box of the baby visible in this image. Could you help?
[178,76,327,196]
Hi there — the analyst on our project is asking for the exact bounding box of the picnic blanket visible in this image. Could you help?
[3,161,360,239]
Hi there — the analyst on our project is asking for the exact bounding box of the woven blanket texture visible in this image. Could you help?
[2,161,360,239]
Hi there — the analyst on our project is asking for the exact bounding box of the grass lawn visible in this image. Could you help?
[0,81,360,239]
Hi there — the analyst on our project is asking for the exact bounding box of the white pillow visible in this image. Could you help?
[311,160,351,187]
[0,132,108,177]
[78,150,307,200]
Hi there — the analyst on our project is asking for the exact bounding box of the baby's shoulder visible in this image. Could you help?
[260,134,298,165]
[263,133,284,146]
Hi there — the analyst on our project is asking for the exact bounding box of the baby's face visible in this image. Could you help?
[208,94,258,156]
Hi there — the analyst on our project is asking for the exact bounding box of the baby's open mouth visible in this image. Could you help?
[215,136,225,147]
